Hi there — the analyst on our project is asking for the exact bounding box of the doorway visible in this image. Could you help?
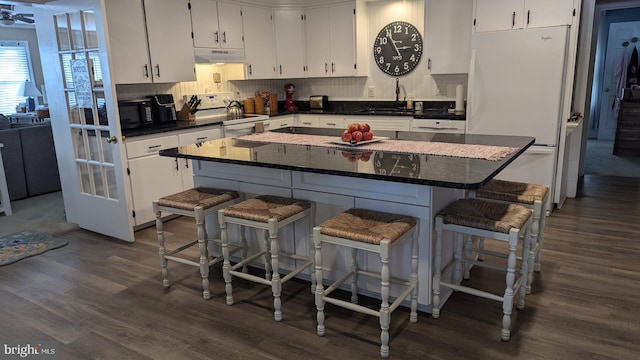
[586,4,640,177]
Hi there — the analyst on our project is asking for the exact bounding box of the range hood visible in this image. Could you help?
[194,47,245,63]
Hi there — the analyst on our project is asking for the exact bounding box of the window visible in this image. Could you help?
[0,41,36,115]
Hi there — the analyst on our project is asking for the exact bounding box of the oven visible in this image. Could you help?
[186,92,270,138]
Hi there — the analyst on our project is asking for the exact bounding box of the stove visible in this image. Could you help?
[185,92,270,137]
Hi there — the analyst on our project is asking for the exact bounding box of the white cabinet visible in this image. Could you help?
[297,114,320,127]
[269,116,295,130]
[305,3,357,77]
[105,0,196,84]
[127,135,183,226]
[474,0,575,32]
[426,0,473,74]
[242,5,277,79]
[126,125,223,227]
[274,8,306,78]
[346,116,412,132]
[190,0,244,50]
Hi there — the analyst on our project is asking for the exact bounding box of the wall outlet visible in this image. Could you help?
[213,72,221,83]
[368,86,375,97]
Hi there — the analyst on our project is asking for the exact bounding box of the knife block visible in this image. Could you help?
[177,103,195,121]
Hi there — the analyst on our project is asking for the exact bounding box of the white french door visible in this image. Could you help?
[33,0,134,241]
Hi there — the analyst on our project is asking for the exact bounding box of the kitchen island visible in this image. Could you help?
[160,128,534,312]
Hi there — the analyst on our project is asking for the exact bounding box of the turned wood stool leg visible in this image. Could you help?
[379,241,391,359]
[502,229,518,341]
[313,226,326,336]
[219,209,234,305]
[154,202,170,288]
[268,219,283,321]
[432,216,443,319]
[194,206,211,300]
[351,247,359,304]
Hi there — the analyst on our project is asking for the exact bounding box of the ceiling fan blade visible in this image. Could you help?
[16,13,34,17]
[14,15,34,24]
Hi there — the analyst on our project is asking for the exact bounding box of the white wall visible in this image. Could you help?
[116,0,467,108]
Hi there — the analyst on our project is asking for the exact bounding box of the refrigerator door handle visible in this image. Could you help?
[467,49,477,131]
[526,147,555,155]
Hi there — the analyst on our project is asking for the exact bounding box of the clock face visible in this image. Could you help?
[373,21,423,76]
[374,152,421,178]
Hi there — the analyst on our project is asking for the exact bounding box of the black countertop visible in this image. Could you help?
[160,127,532,189]
[121,117,226,138]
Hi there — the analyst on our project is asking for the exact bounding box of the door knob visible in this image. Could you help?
[106,136,118,143]
[604,88,610,92]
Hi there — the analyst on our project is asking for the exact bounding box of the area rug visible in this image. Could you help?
[0,230,68,266]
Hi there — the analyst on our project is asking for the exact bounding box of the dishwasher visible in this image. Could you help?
[411,118,465,134]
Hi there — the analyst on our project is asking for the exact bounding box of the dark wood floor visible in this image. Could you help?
[1,175,639,359]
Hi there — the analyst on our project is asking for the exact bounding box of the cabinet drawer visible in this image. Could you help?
[319,117,345,128]
[178,127,223,145]
[126,135,179,159]
[297,115,319,127]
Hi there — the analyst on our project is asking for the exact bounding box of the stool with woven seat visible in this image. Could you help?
[432,198,532,341]
[153,187,240,300]
[218,195,314,321]
[313,208,418,358]
[471,179,549,293]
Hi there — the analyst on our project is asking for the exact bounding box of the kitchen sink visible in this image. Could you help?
[354,107,416,115]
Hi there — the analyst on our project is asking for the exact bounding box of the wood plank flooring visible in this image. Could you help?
[1,174,638,359]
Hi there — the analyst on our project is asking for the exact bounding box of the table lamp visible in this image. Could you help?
[18,80,41,112]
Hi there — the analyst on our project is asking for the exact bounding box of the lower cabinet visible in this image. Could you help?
[126,125,223,227]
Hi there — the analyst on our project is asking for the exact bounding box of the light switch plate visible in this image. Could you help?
[368,86,375,97]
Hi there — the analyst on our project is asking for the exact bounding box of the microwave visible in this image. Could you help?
[118,99,153,129]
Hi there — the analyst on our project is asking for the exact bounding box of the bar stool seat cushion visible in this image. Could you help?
[476,179,549,205]
[223,195,310,222]
[319,208,417,245]
[439,198,531,234]
[157,188,239,211]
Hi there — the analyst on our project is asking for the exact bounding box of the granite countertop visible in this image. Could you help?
[122,100,465,138]
[160,127,532,189]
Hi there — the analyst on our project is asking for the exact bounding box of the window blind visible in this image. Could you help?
[0,41,33,114]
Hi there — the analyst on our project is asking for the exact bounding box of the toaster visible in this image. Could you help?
[309,95,328,112]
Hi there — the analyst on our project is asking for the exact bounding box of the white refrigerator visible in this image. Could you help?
[466,26,570,214]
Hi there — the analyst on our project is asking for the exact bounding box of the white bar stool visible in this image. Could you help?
[218,195,314,321]
[432,198,532,341]
[0,143,11,216]
[313,208,418,358]
[153,187,241,299]
[471,179,549,293]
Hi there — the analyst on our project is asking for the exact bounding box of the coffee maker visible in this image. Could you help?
[148,94,177,124]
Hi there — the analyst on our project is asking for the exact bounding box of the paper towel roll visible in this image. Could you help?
[455,84,465,112]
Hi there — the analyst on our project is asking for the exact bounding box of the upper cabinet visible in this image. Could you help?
[425,0,473,74]
[190,0,244,50]
[105,0,195,84]
[305,3,359,77]
[474,0,575,32]
[242,5,277,79]
[274,8,306,78]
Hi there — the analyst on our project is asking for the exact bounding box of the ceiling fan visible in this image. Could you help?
[0,4,34,26]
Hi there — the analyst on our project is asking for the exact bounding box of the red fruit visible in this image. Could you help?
[352,131,363,143]
[360,152,372,162]
[347,122,359,133]
[361,123,370,132]
[362,131,373,141]
[341,131,353,143]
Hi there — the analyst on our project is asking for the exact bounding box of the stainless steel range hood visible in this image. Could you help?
[194,47,245,63]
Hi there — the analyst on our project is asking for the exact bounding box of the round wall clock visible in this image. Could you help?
[373,21,423,76]
[374,152,421,178]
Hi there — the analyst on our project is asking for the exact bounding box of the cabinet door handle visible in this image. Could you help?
[248,64,252,75]
[331,62,335,73]
[214,31,219,43]
[196,137,208,141]
[155,64,160,78]
[428,58,432,71]
[184,159,189,169]
[148,145,162,149]
[175,158,179,171]
[279,65,282,75]
[143,64,149,79]
[527,10,530,25]
[326,122,336,126]
[512,11,516,27]
[222,31,226,43]
[325,63,328,73]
